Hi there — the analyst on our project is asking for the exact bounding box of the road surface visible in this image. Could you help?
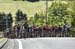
[2,38,75,49]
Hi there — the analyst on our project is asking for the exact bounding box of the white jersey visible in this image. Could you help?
[66,24,71,29]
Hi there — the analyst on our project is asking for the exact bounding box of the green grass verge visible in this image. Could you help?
[0,38,5,42]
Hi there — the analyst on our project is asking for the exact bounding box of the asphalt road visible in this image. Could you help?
[2,38,75,49]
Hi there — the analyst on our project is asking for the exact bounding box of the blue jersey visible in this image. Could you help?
[29,27,33,33]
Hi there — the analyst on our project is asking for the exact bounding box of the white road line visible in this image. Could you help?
[16,39,23,49]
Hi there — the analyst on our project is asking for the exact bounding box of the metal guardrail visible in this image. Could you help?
[3,29,71,38]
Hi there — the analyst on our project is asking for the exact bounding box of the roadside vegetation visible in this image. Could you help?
[0,0,75,37]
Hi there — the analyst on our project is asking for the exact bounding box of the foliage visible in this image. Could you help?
[0,12,13,31]
[7,13,13,28]
[48,1,70,26]
[29,12,46,26]
[70,1,75,28]
[28,1,72,26]
[16,9,27,21]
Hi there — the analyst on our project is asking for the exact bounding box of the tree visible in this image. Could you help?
[70,1,75,27]
[15,9,28,29]
[16,9,23,21]
[48,1,69,26]
[28,17,34,26]
[0,12,13,31]
[0,13,6,31]
[16,9,27,21]
[29,12,46,26]
[7,13,13,28]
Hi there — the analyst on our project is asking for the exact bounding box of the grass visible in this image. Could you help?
[0,32,6,42]
[0,38,5,42]
[0,0,12,2]
[0,1,46,19]
[0,1,52,18]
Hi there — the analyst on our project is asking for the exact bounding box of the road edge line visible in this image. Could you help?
[16,39,23,49]
[0,38,8,49]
